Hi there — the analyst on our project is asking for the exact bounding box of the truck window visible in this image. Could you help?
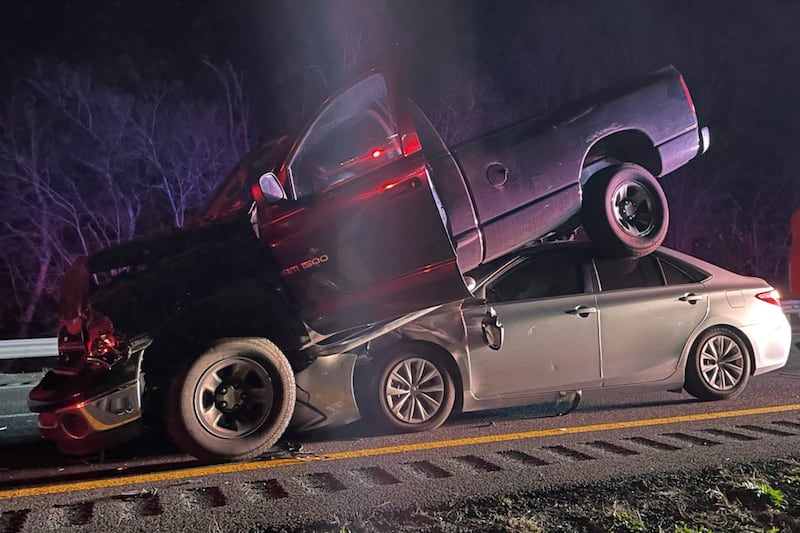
[289,74,401,198]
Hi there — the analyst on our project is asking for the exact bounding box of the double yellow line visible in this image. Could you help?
[2,403,799,501]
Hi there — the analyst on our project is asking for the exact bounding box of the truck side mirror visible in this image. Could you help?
[258,172,286,203]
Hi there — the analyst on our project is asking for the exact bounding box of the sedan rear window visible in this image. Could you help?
[658,255,709,284]
[595,255,663,291]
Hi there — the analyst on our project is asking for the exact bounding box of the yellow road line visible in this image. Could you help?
[2,403,799,500]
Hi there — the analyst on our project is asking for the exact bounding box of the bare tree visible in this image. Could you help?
[27,62,144,251]
[128,61,251,228]
[0,66,148,336]
[0,60,253,336]
[0,96,58,337]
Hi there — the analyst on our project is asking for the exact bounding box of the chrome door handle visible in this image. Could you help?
[566,305,597,318]
[678,293,705,304]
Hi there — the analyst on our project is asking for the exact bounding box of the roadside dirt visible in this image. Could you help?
[265,456,800,532]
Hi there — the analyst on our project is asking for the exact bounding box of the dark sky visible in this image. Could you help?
[3,1,798,113]
[4,0,800,185]
[2,0,800,275]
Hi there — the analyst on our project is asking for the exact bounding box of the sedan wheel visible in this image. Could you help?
[166,338,295,462]
[385,357,445,424]
[367,343,456,433]
[685,328,751,401]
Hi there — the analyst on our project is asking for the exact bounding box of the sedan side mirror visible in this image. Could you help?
[481,310,504,351]
[258,172,286,203]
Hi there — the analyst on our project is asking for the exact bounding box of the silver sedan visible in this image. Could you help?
[291,242,791,434]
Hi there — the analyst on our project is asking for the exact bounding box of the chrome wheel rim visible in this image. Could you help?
[384,357,445,424]
[194,356,274,439]
[612,179,656,237]
[699,335,745,391]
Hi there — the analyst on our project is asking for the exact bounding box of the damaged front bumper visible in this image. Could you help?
[291,352,361,433]
[27,336,150,456]
[28,336,361,456]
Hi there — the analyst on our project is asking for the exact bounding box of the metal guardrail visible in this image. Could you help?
[0,338,58,360]
[782,298,800,315]
[783,299,800,328]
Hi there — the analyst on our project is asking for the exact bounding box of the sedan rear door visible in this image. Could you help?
[593,254,709,386]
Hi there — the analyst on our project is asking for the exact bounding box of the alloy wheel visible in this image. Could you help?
[699,334,745,391]
[384,357,445,424]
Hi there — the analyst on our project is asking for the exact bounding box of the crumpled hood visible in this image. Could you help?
[61,215,269,335]
[88,217,245,274]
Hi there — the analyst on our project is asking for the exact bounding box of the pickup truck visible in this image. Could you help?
[29,62,709,461]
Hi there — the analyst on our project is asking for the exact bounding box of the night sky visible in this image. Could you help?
[3,2,799,139]
[2,0,800,334]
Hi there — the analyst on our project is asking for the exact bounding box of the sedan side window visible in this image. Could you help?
[594,255,663,291]
[487,254,583,303]
[658,256,709,285]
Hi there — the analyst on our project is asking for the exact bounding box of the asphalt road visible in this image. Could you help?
[0,344,798,531]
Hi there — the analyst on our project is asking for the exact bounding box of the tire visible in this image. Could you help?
[363,342,456,433]
[684,327,751,401]
[165,338,295,462]
[581,163,668,258]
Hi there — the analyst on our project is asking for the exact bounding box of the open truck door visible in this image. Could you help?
[255,68,470,334]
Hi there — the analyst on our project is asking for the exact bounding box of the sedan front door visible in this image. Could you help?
[464,250,602,400]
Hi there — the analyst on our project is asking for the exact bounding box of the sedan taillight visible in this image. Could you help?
[756,289,781,306]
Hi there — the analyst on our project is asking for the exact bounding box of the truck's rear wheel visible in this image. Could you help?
[166,338,295,462]
[582,163,668,258]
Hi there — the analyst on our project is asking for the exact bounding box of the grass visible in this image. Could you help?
[261,457,800,533]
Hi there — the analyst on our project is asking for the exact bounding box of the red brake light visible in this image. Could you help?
[679,75,697,116]
[251,183,265,203]
[756,289,781,306]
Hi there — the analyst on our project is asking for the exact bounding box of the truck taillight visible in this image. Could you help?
[679,75,696,116]
[756,289,781,306]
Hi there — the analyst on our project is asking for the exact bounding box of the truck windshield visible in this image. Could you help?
[289,73,401,198]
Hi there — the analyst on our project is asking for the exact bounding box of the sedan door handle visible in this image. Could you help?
[678,293,705,304]
[566,305,597,318]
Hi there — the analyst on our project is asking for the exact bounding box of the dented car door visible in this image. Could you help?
[463,250,602,399]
